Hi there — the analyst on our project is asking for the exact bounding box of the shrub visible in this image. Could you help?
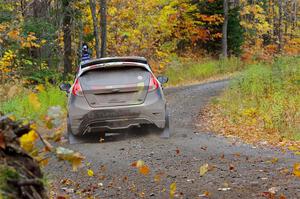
[219,56,300,140]
[164,57,243,86]
[0,84,67,120]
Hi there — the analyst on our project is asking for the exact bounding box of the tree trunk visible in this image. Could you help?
[272,0,276,40]
[291,0,297,38]
[32,0,50,19]
[278,0,283,53]
[222,0,228,57]
[100,0,107,58]
[89,0,100,58]
[62,0,72,79]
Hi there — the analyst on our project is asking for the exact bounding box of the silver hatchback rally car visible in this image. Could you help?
[60,57,169,137]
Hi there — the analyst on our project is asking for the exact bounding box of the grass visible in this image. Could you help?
[205,56,300,143]
[0,84,67,121]
[164,57,244,86]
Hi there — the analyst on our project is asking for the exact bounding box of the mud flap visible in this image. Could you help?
[160,111,170,139]
[68,131,85,144]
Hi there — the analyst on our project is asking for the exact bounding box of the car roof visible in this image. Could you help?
[80,56,148,69]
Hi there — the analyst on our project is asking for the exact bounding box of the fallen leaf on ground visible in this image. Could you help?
[271,157,278,163]
[218,188,231,191]
[131,161,137,167]
[288,146,299,151]
[36,156,49,167]
[199,163,209,176]
[131,160,145,168]
[154,173,162,182]
[139,165,150,175]
[293,163,300,177]
[136,160,145,168]
[199,191,210,197]
[176,149,180,154]
[170,182,176,198]
[87,169,94,177]
[261,192,275,199]
[279,194,286,199]
[268,186,280,194]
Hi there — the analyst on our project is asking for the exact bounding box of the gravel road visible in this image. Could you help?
[46,80,300,199]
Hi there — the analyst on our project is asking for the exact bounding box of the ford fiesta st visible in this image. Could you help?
[59,57,169,137]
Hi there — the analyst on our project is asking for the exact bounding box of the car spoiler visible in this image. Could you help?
[78,61,152,77]
[81,57,148,69]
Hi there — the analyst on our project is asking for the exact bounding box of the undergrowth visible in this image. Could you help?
[164,57,243,86]
[0,84,66,120]
[211,56,300,142]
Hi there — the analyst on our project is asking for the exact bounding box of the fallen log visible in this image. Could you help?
[0,116,47,199]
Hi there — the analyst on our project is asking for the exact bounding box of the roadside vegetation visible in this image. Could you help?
[0,84,66,121]
[1,0,300,197]
[165,57,243,86]
[200,56,300,146]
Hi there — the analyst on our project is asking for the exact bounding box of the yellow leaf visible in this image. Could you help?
[36,155,49,167]
[7,30,20,40]
[136,160,145,168]
[199,163,209,176]
[19,130,39,152]
[87,169,94,177]
[271,158,279,164]
[28,92,41,111]
[36,84,45,92]
[30,123,37,130]
[170,182,176,198]
[293,163,300,177]
[8,115,16,121]
[288,146,299,151]
[154,173,162,182]
[41,39,47,45]
[71,154,84,172]
[56,147,85,172]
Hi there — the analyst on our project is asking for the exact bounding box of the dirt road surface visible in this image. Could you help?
[46,80,300,199]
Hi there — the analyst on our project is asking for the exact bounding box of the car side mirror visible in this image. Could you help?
[59,83,71,93]
[157,76,168,84]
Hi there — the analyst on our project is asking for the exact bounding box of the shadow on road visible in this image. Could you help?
[67,126,164,144]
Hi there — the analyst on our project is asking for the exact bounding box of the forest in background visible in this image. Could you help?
[0,0,299,83]
[0,1,300,198]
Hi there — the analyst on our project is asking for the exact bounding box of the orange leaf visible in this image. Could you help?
[139,165,150,175]
[131,161,137,167]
